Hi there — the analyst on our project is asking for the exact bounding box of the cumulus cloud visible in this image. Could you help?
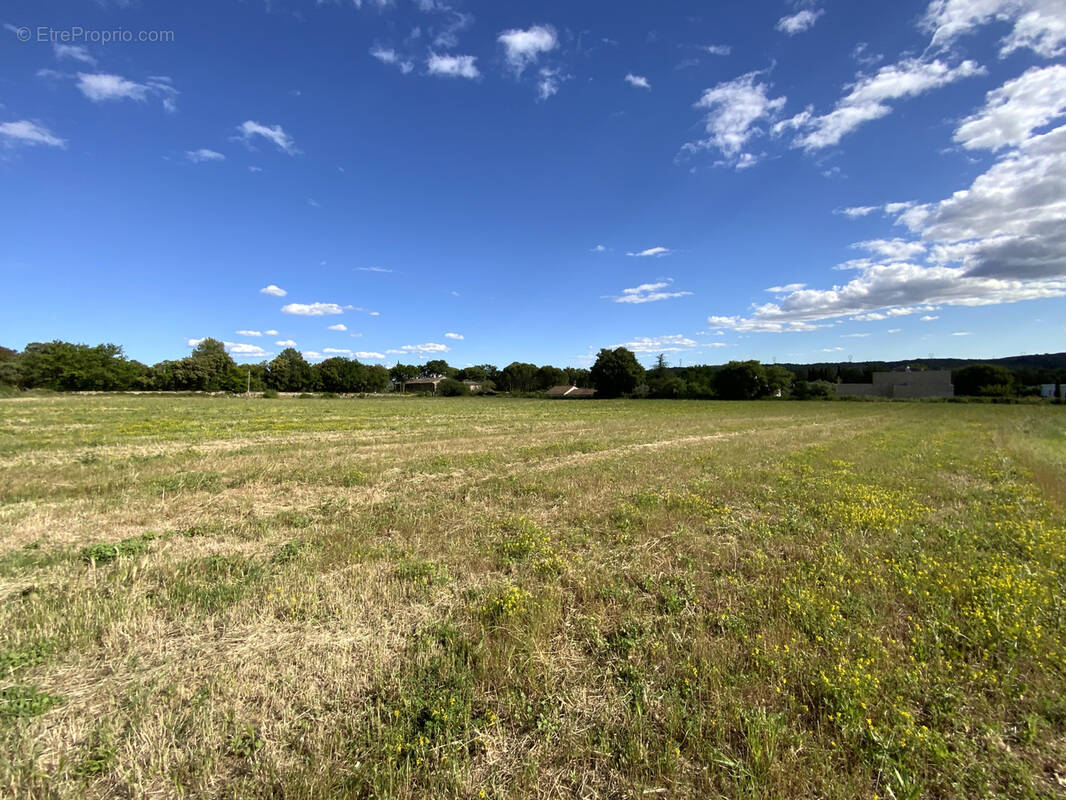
[614,335,699,354]
[839,205,878,218]
[536,67,569,101]
[236,330,262,337]
[354,351,386,359]
[186,148,225,163]
[853,238,928,261]
[54,44,96,66]
[766,283,808,293]
[777,8,824,35]
[265,330,279,336]
[235,121,298,155]
[323,348,352,355]
[444,332,464,339]
[327,323,348,331]
[276,339,297,346]
[260,284,287,297]
[704,44,732,56]
[427,53,480,79]
[281,302,348,316]
[386,343,451,354]
[76,73,178,111]
[591,244,608,253]
[954,64,1066,151]
[498,24,558,74]
[613,279,693,304]
[682,71,786,168]
[188,339,271,358]
[626,246,671,257]
[370,46,414,74]
[625,73,651,90]
[0,120,66,148]
[922,0,1066,58]
[778,58,985,151]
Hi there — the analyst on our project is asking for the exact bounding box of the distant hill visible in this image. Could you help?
[774,352,1066,384]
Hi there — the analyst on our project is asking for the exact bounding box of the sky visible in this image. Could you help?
[1,0,1065,369]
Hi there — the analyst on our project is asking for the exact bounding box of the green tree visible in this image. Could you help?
[267,348,315,392]
[421,359,456,378]
[590,347,645,398]
[0,346,21,388]
[18,341,145,391]
[187,338,244,392]
[953,364,1017,397]
[500,362,538,393]
[314,357,366,393]
[714,360,769,400]
[437,377,470,396]
[765,365,795,397]
[390,364,419,385]
[535,365,568,391]
[793,379,836,400]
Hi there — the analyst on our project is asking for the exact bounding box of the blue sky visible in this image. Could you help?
[2,0,1065,368]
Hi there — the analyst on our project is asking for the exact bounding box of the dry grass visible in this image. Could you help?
[1,395,1065,799]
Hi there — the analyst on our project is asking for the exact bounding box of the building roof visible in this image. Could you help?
[546,385,596,397]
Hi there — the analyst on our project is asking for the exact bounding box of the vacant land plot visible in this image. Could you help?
[1,395,1064,799]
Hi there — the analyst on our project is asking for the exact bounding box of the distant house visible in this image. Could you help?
[546,385,596,398]
[1040,383,1059,399]
[403,377,484,394]
[837,369,954,399]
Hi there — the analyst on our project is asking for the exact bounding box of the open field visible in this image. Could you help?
[1,395,1065,799]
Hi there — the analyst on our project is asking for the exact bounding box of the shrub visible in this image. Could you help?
[261,388,279,399]
[437,378,470,396]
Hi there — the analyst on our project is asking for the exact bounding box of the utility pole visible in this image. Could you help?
[246,366,251,395]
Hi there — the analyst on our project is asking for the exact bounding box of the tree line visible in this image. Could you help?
[0,339,1062,399]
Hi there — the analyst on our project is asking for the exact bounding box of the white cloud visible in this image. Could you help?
[236,330,262,336]
[704,44,732,56]
[614,335,699,354]
[842,333,872,338]
[188,339,271,358]
[614,279,693,304]
[386,343,451,354]
[227,343,271,357]
[265,330,279,336]
[822,346,845,352]
[888,328,902,333]
[53,44,96,66]
[923,0,1066,58]
[370,46,414,74]
[444,332,464,339]
[281,302,347,316]
[327,323,348,331]
[536,67,568,101]
[0,120,66,148]
[625,73,651,90]
[707,316,826,333]
[76,73,177,111]
[302,351,324,361]
[427,53,480,79]
[851,305,939,321]
[626,246,671,257]
[839,205,878,218]
[766,283,808,293]
[954,65,1066,151]
[777,8,825,35]
[357,266,394,273]
[248,166,263,173]
[323,348,353,355]
[276,339,298,346]
[921,315,939,321]
[591,244,608,253]
[497,25,558,74]
[683,71,786,168]
[782,58,985,151]
[354,351,386,359]
[186,148,225,163]
[260,284,287,297]
[236,120,298,155]
[853,238,928,261]
[952,331,972,336]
